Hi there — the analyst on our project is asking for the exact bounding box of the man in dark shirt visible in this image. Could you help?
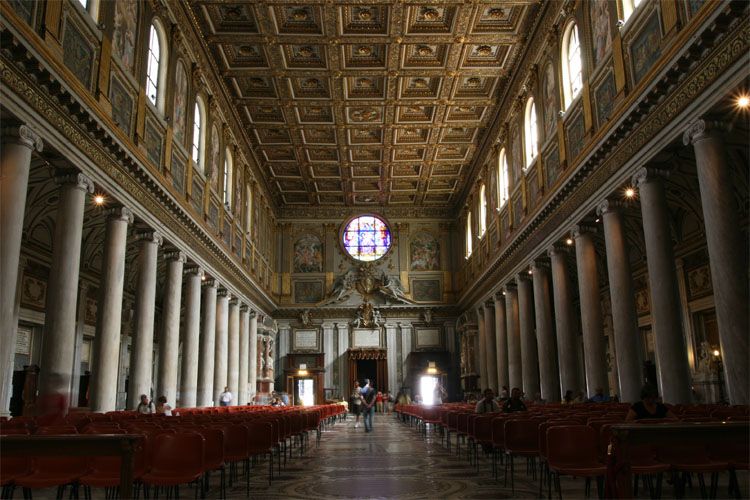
[503,387,527,413]
[362,383,377,432]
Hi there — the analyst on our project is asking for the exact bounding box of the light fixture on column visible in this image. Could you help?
[712,349,720,357]
[298,363,308,376]
[93,194,105,205]
[624,187,636,199]
[426,361,438,375]
[736,95,749,109]
[565,237,573,246]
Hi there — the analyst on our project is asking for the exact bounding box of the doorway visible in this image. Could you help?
[356,359,377,388]
[295,378,315,406]
[420,375,438,405]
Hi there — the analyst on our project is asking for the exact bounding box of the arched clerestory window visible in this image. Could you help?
[192,97,206,173]
[465,212,473,258]
[497,148,509,208]
[145,20,168,112]
[524,97,539,169]
[561,21,583,110]
[223,148,233,208]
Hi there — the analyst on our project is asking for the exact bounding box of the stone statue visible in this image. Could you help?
[423,308,433,324]
[323,269,356,304]
[300,309,311,326]
[378,272,411,303]
[353,299,375,328]
[372,307,384,326]
[266,339,274,379]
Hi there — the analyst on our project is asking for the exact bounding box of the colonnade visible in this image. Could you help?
[472,119,748,405]
[0,124,261,415]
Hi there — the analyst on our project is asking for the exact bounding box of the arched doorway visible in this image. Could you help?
[348,349,387,395]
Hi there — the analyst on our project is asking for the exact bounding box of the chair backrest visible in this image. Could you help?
[35,425,78,435]
[246,421,275,455]
[546,425,600,467]
[473,415,494,443]
[491,416,509,447]
[193,427,224,470]
[218,424,249,462]
[504,419,540,453]
[149,432,205,477]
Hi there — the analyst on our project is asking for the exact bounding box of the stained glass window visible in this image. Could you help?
[342,215,391,261]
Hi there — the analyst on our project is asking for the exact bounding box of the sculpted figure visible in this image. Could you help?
[378,272,410,303]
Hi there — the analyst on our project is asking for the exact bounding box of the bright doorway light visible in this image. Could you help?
[299,379,314,406]
[420,375,438,406]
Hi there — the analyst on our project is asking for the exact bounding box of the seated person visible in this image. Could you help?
[155,395,172,416]
[562,390,574,405]
[589,387,611,403]
[626,384,676,421]
[502,387,527,413]
[475,389,500,413]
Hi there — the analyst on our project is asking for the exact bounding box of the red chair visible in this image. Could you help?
[193,427,227,499]
[546,425,606,499]
[78,431,148,499]
[658,442,729,498]
[472,415,494,470]
[246,421,276,488]
[0,449,30,499]
[503,418,542,494]
[140,432,205,498]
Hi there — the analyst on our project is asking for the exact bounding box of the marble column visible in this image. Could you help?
[323,322,335,389]
[156,251,185,406]
[684,120,749,405]
[0,125,42,415]
[238,305,250,405]
[482,302,498,392]
[127,231,163,408]
[493,293,509,391]
[337,322,349,394]
[572,225,609,398]
[517,274,540,398]
[400,323,412,390]
[633,168,692,404]
[213,290,230,405]
[38,172,94,407]
[476,308,489,390]
[247,311,258,401]
[597,201,643,402]
[179,266,203,407]
[504,284,522,390]
[226,298,240,405]
[548,246,582,395]
[532,262,560,403]
[89,207,133,412]
[197,280,217,406]
[386,323,398,394]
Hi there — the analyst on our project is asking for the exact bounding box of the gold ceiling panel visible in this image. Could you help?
[188,1,538,211]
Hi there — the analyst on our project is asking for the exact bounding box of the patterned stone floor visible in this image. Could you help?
[215,413,748,499]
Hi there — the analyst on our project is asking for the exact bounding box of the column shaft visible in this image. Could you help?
[549,248,582,395]
[156,252,185,406]
[504,286,522,390]
[476,309,489,390]
[685,122,749,405]
[197,282,217,406]
[573,227,609,398]
[179,267,203,407]
[213,292,229,405]
[247,313,258,401]
[0,126,42,415]
[38,173,94,407]
[493,295,509,391]
[227,299,240,405]
[634,169,692,403]
[599,202,643,402]
[128,231,162,408]
[483,303,498,392]
[89,208,133,411]
[518,276,540,397]
[238,307,250,405]
[532,264,560,403]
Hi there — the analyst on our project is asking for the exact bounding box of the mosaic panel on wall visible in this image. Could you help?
[294,280,324,303]
[109,75,133,136]
[10,0,35,24]
[410,232,440,271]
[543,143,561,191]
[191,178,204,214]
[172,61,188,148]
[209,125,220,191]
[630,11,662,84]
[590,0,612,69]
[565,107,586,161]
[62,21,93,88]
[542,61,557,140]
[510,124,522,190]
[594,69,616,128]
[293,234,323,273]
[112,0,138,74]
[171,152,185,194]
[411,278,442,303]
[144,119,163,168]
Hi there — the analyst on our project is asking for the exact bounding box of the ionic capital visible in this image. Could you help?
[106,206,134,224]
[136,230,163,246]
[240,303,249,313]
[229,297,239,306]
[55,171,94,193]
[483,300,494,309]
[217,288,230,298]
[547,243,571,258]
[184,265,204,278]
[248,309,258,319]
[632,167,669,188]
[165,250,187,264]
[596,199,622,217]
[503,282,517,293]
[202,278,218,289]
[571,223,597,239]
[682,119,730,146]
[531,259,550,271]
[2,124,43,152]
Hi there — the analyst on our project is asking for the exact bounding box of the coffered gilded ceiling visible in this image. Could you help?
[187,1,538,214]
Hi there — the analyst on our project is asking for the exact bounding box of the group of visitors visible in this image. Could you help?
[474,387,528,414]
[136,394,172,415]
[350,379,380,432]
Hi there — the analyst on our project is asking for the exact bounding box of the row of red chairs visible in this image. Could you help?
[1,403,347,499]
[395,402,749,499]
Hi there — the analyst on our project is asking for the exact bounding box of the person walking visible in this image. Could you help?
[362,383,376,433]
[351,381,363,428]
[219,386,233,407]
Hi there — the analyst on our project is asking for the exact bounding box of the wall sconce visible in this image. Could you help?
[427,361,438,375]
[298,363,308,376]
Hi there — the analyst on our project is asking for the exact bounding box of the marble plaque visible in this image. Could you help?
[416,327,441,349]
[353,328,380,348]
[293,329,320,351]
